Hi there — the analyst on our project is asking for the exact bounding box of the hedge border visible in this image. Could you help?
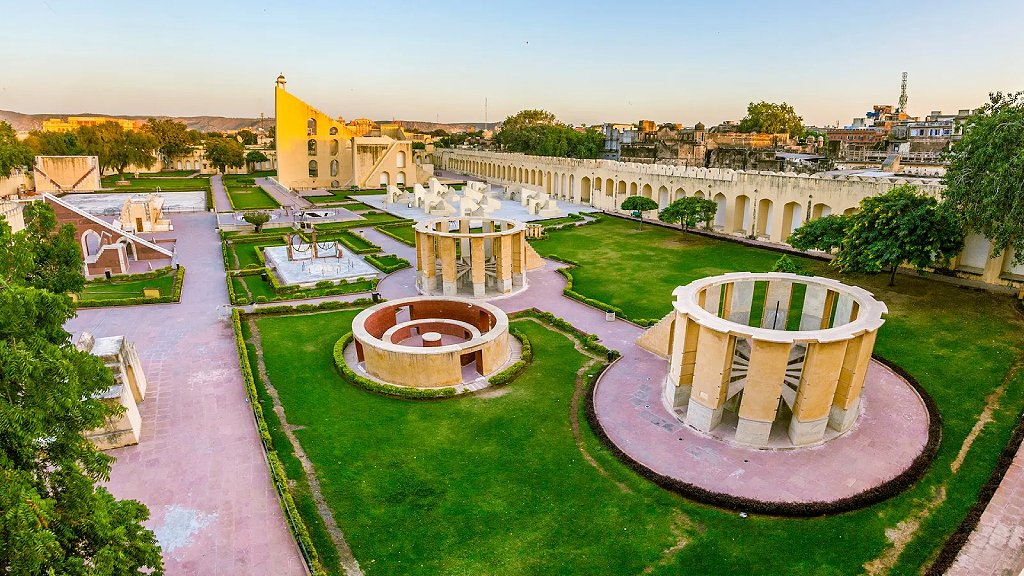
[583,353,941,517]
[510,308,620,360]
[374,222,416,246]
[230,309,326,576]
[331,327,533,400]
[76,265,185,308]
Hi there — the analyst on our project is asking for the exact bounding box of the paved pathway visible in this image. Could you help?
[258,177,312,210]
[210,174,232,212]
[65,213,306,576]
[948,460,1024,575]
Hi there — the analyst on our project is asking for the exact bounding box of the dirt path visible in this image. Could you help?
[247,318,365,576]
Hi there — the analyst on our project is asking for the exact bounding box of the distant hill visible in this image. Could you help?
[0,109,490,135]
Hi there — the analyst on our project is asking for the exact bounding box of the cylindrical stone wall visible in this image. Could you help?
[352,296,510,388]
[414,217,528,298]
[663,272,887,447]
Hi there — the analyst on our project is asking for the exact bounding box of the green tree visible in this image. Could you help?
[242,210,271,233]
[500,109,558,132]
[943,91,1024,266]
[107,130,158,178]
[204,137,245,173]
[24,130,85,157]
[236,129,258,145]
[738,101,805,138]
[788,213,852,253]
[0,206,163,575]
[828,185,964,286]
[0,121,34,178]
[144,118,194,164]
[621,196,659,230]
[772,255,801,274]
[245,150,269,172]
[658,197,717,229]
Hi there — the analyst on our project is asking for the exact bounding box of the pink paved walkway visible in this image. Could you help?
[210,174,231,212]
[66,213,306,576]
[948,459,1024,575]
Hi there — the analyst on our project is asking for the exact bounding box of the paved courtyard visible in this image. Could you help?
[62,191,207,214]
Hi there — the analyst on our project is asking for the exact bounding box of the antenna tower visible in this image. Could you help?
[898,72,908,113]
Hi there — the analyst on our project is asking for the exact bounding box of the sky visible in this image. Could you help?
[2,0,1023,127]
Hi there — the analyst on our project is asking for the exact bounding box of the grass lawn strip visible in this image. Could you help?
[223,174,280,210]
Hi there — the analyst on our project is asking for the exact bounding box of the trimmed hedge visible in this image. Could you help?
[583,353,942,517]
[486,327,533,387]
[365,253,411,274]
[374,222,416,246]
[511,308,620,360]
[77,266,186,308]
[332,333,457,399]
[230,309,326,576]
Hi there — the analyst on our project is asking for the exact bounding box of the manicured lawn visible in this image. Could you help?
[231,275,374,304]
[533,214,1024,572]
[376,223,415,245]
[79,270,176,300]
[223,175,280,210]
[100,174,210,192]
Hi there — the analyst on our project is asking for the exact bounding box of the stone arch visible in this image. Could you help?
[562,174,569,199]
[756,198,774,237]
[330,139,339,155]
[658,185,669,208]
[81,229,102,257]
[580,176,591,203]
[713,193,728,229]
[184,161,191,170]
[641,183,653,199]
[308,139,317,156]
[618,180,627,198]
[115,237,137,261]
[629,182,638,196]
[396,151,406,168]
[694,190,705,199]
[674,187,685,201]
[781,201,803,240]
[176,160,182,170]
[380,171,390,187]
[733,194,751,234]
[308,160,318,178]
[594,177,603,194]
[397,171,406,186]
[605,179,614,197]
[308,118,317,135]
[812,203,833,219]
[329,126,338,135]
[329,159,339,177]
[843,207,857,216]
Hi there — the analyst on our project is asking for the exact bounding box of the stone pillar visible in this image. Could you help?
[735,339,790,446]
[981,248,1008,284]
[667,314,701,409]
[511,231,525,286]
[470,237,486,297]
[685,326,734,433]
[788,340,847,445]
[761,279,792,330]
[799,284,828,330]
[459,219,471,261]
[440,237,457,296]
[496,235,513,293]
[829,330,877,432]
[417,232,437,294]
[727,280,755,325]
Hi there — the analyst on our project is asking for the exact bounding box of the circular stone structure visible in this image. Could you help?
[351,296,511,389]
[664,272,888,447]
[414,217,529,298]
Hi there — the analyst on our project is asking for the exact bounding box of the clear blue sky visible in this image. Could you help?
[2,0,1022,127]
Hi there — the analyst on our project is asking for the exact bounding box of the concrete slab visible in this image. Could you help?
[63,192,207,215]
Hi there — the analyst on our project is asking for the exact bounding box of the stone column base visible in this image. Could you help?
[686,398,723,433]
[497,278,512,293]
[473,282,486,298]
[788,416,828,446]
[735,417,772,447]
[664,378,691,410]
[828,397,861,432]
[442,281,457,296]
[513,272,525,286]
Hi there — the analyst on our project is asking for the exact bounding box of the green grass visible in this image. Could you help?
[100,174,210,192]
[223,174,280,210]
[79,270,176,300]
[232,274,375,304]
[376,223,415,245]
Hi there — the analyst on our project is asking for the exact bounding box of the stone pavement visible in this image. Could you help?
[210,174,231,212]
[258,177,312,210]
[948,459,1024,575]
[65,213,306,576]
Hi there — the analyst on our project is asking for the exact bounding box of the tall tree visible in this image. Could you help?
[658,197,717,229]
[943,91,1024,265]
[236,129,258,145]
[23,130,85,158]
[0,204,163,575]
[800,185,964,286]
[621,196,659,230]
[499,109,558,132]
[107,130,158,178]
[738,101,805,138]
[0,121,34,178]
[204,137,245,173]
[788,213,852,253]
[144,118,194,163]
[245,150,269,172]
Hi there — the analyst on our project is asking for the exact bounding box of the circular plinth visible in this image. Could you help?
[592,354,936,513]
[351,296,510,389]
[414,216,529,299]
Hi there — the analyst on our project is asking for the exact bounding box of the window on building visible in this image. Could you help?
[396,151,406,168]
[308,139,317,156]
[329,126,338,135]
[330,139,339,155]
[330,159,338,177]
[309,160,318,178]
[308,118,317,135]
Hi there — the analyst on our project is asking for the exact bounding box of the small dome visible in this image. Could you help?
[694,122,706,131]
[276,73,286,84]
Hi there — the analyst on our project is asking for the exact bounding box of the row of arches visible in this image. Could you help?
[445,156,857,243]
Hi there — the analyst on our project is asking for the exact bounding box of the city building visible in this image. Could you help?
[42,116,144,133]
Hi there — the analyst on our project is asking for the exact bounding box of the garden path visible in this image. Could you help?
[210,174,231,212]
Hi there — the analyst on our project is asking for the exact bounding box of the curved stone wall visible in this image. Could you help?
[351,296,510,388]
[663,272,887,447]
[414,217,528,298]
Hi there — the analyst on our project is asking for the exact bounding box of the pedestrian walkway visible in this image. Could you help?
[258,177,312,210]
[65,213,306,576]
[210,174,232,212]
